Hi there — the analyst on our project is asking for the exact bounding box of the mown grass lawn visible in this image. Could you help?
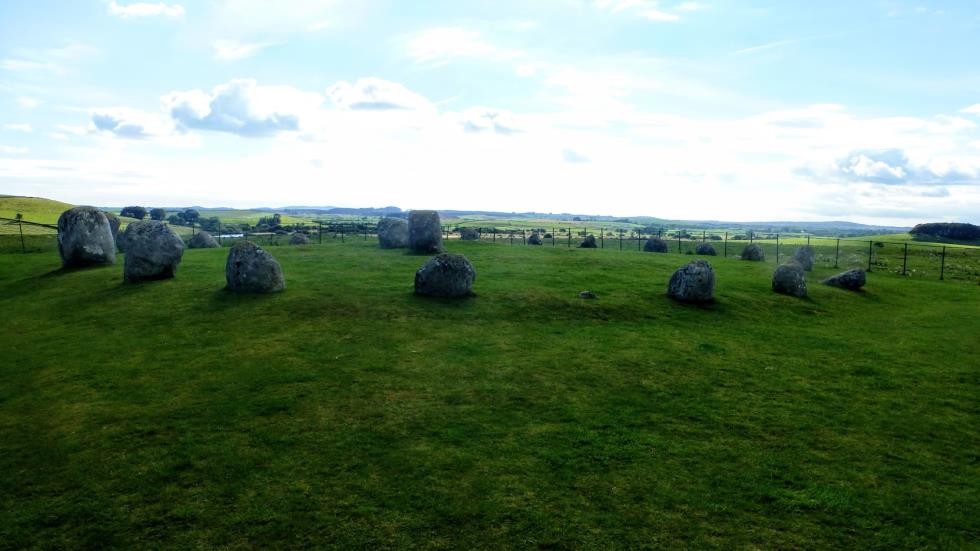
[0,240,977,549]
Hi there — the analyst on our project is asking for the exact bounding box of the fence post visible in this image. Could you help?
[835,239,840,268]
[750,231,753,244]
[510,232,513,245]
[601,228,604,248]
[940,246,946,280]
[902,243,908,276]
[677,235,681,253]
[776,234,780,264]
[191,222,195,236]
[522,229,526,245]
[493,228,496,243]
[318,221,322,244]
[17,216,26,253]
[341,225,344,242]
[552,228,556,247]
[637,230,641,251]
[702,230,706,242]
[567,229,571,248]
[807,235,811,246]
[724,232,728,257]
[217,221,221,245]
[867,241,873,272]
[619,229,623,250]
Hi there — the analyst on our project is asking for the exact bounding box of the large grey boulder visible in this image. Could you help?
[822,268,866,290]
[667,259,715,303]
[459,227,480,241]
[122,221,184,283]
[695,242,717,256]
[741,243,765,261]
[527,232,543,245]
[225,241,285,293]
[643,237,669,253]
[414,253,476,298]
[57,206,116,268]
[792,246,815,271]
[289,232,310,245]
[104,212,121,250]
[579,235,597,248]
[188,231,220,249]
[378,217,409,249]
[408,210,443,254]
[772,262,807,297]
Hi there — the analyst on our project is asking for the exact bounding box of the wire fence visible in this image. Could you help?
[3,217,978,284]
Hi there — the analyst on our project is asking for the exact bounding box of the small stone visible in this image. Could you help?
[643,238,669,253]
[289,233,310,245]
[695,243,717,256]
[527,232,543,245]
[188,231,220,249]
[579,291,597,299]
[579,235,597,248]
[822,268,866,290]
[459,227,480,241]
[741,243,765,261]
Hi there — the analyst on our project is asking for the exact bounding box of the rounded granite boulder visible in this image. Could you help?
[822,268,866,290]
[122,221,184,283]
[378,217,409,249]
[225,241,285,293]
[57,206,116,268]
[772,262,807,297]
[408,210,444,254]
[289,232,310,245]
[695,242,717,256]
[667,259,715,303]
[792,246,815,271]
[579,235,597,248]
[741,243,765,261]
[188,231,220,249]
[459,227,480,241]
[527,232,543,245]
[414,253,476,298]
[643,237,669,253]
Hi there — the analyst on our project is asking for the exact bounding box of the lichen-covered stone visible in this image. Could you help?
[122,221,184,282]
[772,262,807,297]
[695,243,717,256]
[459,227,480,241]
[822,268,866,290]
[579,235,597,248]
[378,217,409,249]
[57,206,116,268]
[741,243,765,261]
[289,233,310,245]
[527,232,543,245]
[667,260,715,303]
[225,241,285,293]
[792,246,815,271]
[408,210,443,254]
[188,231,220,249]
[643,238,669,253]
[414,253,476,298]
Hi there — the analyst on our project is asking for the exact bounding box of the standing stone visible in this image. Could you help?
[408,210,443,254]
[57,206,116,268]
[822,268,866,290]
[188,231,220,249]
[289,233,310,245]
[378,217,409,249]
[695,242,717,256]
[741,243,765,261]
[122,221,184,283]
[580,235,597,248]
[414,253,476,298]
[225,241,285,293]
[104,212,121,251]
[667,259,715,303]
[527,232,543,245]
[772,262,807,297]
[459,227,480,241]
[643,237,669,253]
[792,246,815,271]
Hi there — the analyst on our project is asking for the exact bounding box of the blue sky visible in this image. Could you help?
[1,0,979,224]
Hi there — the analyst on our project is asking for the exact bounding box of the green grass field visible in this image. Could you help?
[0,239,977,548]
[0,195,76,224]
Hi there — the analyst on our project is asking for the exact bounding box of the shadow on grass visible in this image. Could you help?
[38,263,115,279]
[208,287,283,312]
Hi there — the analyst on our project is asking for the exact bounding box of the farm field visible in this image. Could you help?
[0,239,977,548]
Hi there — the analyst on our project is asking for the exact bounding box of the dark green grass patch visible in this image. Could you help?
[0,241,977,549]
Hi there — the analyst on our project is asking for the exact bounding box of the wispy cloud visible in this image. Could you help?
[733,39,799,55]
[4,123,33,133]
[16,97,41,108]
[0,145,29,154]
[107,1,185,18]
[961,104,980,115]
[212,39,276,60]
[0,58,65,74]
[595,0,691,22]
[405,27,523,65]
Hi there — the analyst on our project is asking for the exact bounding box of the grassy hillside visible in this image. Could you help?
[0,240,977,548]
[0,195,75,224]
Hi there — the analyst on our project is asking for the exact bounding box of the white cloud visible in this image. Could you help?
[308,20,330,31]
[4,123,33,133]
[405,27,522,65]
[734,39,799,55]
[107,1,185,18]
[90,107,174,139]
[212,39,275,60]
[164,79,323,136]
[675,2,702,12]
[16,97,41,108]
[327,78,433,111]
[961,104,980,115]
[453,107,521,135]
[0,145,29,154]
[595,0,688,22]
[0,59,64,74]
[640,9,680,21]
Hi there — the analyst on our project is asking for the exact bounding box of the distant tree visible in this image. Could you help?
[910,222,980,241]
[168,214,183,225]
[120,206,147,219]
[149,208,166,221]
[182,209,200,224]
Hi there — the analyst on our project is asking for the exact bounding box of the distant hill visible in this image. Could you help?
[910,222,980,245]
[0,195,76,224]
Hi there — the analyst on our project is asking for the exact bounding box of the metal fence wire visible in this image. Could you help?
[2,217,978,283]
